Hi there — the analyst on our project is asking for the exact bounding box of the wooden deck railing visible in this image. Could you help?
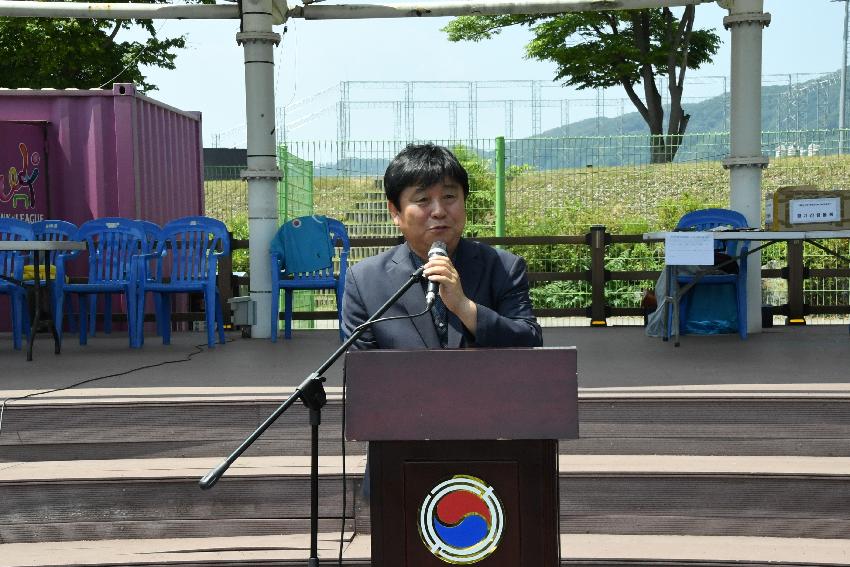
[209,227,850,328]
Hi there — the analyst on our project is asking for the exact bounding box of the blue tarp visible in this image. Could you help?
[681,283,738,335]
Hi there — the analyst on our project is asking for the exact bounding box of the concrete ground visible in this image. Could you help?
[1,324,848,392]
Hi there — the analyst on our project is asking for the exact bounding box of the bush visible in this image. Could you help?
[227,214,250,273]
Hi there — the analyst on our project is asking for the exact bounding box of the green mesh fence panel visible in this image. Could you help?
[204,165,247,227]
[278,145,315,222]
[203,165,249,275]
[277,145,317,331]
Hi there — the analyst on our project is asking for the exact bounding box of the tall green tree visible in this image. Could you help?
[0,0,212,92]
[444,7,721,163]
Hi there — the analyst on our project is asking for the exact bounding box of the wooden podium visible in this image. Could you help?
[345,347,578,566]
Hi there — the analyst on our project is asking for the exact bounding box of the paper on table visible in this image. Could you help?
[665,232,714,265]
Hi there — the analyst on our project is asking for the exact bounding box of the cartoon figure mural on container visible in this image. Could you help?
[0,142,40,210]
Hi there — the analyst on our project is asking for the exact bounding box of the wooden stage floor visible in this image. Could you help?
[2,324,848,392]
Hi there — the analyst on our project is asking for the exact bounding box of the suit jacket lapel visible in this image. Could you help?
[389,244,441,349]
[447,239,483,348]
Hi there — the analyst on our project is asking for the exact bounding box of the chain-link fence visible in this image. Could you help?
[204,165,247,228]
[204,129,850,325]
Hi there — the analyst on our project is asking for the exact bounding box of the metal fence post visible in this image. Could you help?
[219,231,235,326]
[784,238,807,324]
[279,144,289,221]
[307,160,314,212]
[495,136,506,237]
[586,225,610,326]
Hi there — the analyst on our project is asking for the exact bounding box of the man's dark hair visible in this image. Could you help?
[383,143,470,208]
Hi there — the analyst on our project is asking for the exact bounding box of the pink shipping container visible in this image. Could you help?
[1,84,204,333]
[1,83,203,225]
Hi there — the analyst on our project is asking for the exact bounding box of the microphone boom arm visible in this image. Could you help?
[199,264,425,489]
[200,265,424,567]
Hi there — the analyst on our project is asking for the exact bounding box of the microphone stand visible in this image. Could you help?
[199,266,425,567]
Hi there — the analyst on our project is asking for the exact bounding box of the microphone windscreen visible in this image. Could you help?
[428,241,447,258]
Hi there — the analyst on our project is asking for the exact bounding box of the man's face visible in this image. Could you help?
[388,179,467,259]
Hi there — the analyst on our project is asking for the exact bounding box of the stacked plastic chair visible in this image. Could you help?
[669,208,750,340]
[136,219,163,336]
[0,219,34,350]
[53,218,146,348]
[31,220,79,333]
[136,216,230,348]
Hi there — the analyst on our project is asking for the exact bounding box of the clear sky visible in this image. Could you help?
[137,1,850,145]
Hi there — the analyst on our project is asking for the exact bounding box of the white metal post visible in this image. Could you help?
[239,0,283,339]
[721,0,770,334]
[840,0,849,154]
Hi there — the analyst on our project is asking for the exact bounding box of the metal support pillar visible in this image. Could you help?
[240,0,283,339]
[720,0,770,334]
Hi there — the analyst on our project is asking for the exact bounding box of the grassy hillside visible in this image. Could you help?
[205,153,850,309]
[206,153,850,235]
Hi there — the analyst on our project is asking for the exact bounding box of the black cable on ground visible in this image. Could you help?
[0,338,232,437]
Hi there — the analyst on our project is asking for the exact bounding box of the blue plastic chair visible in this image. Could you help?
[270,216,349,341]
[80,217,159,336]
[31,220,79,333]
[669,208,750,340]
[31,220,79,269]
[137,216,230,348]
[0,219,34,350]
[137,220,162,252]
[54,218,146,348]
[136,219,163,336]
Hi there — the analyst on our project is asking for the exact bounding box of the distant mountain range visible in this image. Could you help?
[536,74,843,138]
[506,70,844,169]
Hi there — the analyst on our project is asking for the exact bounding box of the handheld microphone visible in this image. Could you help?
[424,240,447,309]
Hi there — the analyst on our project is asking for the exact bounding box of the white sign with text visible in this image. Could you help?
[665,232,714,265]
[789,197,840,224]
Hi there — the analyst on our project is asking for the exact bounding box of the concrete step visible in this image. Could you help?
[344,212,393,225]
[0,533,362,567]
[3,454,850,543]
[4,385,850,462]
[3,533,850,567]
[557,454,850,539]
[0,388,366,462]
[347,247,394,261]
[0,456,361,544]
[574,383,850,456]
[345,223,391,235]
[353,200,388,212]
[359,190,385,201]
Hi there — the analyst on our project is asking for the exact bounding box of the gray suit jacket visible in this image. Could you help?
[342,239,542,349]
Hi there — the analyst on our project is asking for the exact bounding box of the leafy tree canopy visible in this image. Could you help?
[444,8,721,162]
[0,0,212,92]
[445,11,718,91]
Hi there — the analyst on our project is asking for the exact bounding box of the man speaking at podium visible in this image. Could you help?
[342,143,542,350]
